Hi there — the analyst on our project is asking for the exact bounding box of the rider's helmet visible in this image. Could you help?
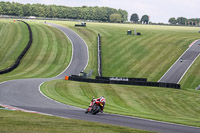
[100,96,106,105]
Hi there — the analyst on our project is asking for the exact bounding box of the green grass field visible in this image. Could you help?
[0,110,152,133]
[0,20,151,132]
[180,55,200,89]
[39,21,200,127]
[1,19,200,131]
[49,20,200,89]
[41,80,200,127]
[0,20,29,70]
[0,20,72,82]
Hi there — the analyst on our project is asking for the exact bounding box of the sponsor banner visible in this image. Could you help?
[109,77,129,81]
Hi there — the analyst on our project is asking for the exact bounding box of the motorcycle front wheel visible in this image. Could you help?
[91,104,100,115]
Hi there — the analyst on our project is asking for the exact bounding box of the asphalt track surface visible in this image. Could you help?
[159,40,200,84]
[0,22,200,133]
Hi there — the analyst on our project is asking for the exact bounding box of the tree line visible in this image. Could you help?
[169,17,200,26]
[0,1,128,22]
[130,13,150,24]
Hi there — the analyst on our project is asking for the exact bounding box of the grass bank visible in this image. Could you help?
[41,80,200,127]
[0,110,152,133]
[0,20,72,82]
[0,19,29,70]
[47,20,200,89]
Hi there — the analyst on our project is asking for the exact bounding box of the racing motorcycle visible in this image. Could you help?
[85,96,106,115]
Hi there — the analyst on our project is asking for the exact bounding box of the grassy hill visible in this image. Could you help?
[51,21,200,89]
[0,20,29,70]
[0,20,72,82]
[40,21,200,127]
[1,19,200,130]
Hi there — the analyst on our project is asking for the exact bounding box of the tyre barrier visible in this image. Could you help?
[67,75,181,89]
[0,20,32,74]
[97,33,102,77]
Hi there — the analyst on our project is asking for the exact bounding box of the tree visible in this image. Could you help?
[130,13,139,23]
[168,17,177,25]
[177,17,187,25]
[110,13,122,23]
[141,15,149,24]
[118,9,128,22]
[16,3,24,17]
[0,6,3,15]
[23,4,31,16]
[0,1,128,22]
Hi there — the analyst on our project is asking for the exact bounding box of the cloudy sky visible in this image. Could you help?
[3,0,200,23]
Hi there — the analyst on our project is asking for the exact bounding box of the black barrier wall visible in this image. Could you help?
[97,33,102,77]
[96,76,147,82]
[68,75,181,89]
[75,23,86,27]
[0,20,32,74]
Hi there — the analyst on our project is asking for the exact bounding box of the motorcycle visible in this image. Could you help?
[85,96,106,115]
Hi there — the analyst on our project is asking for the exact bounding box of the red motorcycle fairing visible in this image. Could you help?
[86,97,106,114]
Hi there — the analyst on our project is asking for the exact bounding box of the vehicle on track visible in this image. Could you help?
[85,96,106,115]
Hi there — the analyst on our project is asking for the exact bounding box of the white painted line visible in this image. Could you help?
[158,40,199,82]
[50,24,74,78]
[0,79,19,86]
[178,53,200,83]
[71,27,89,71]
[48,23,89,78]
[38,82,63,104]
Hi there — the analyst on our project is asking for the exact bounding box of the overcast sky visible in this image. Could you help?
[3,0,200,23]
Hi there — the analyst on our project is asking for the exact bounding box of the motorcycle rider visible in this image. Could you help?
[85,96,106,113]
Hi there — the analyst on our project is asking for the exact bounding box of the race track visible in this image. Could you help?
[159,40,200,83]
[0,22,200,133]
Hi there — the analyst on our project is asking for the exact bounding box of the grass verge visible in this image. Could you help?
[0,19,29,70]
[0,21,72,82]
[0,110,152,133]
[41,80,200,127]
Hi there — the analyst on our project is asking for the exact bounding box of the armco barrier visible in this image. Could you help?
[0,20,32,74]
[97,33,102,77]
[68,75,181,89]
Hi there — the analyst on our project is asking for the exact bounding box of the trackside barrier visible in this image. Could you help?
[97,33,102,77]
[68,75,181,89]
[0,20,33,74]
[75,23,86,27]
[96,76,147,82]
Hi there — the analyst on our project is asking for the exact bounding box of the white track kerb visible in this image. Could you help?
[53,26,74,78]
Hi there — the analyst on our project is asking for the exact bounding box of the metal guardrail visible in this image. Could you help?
[97,33,102,77]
